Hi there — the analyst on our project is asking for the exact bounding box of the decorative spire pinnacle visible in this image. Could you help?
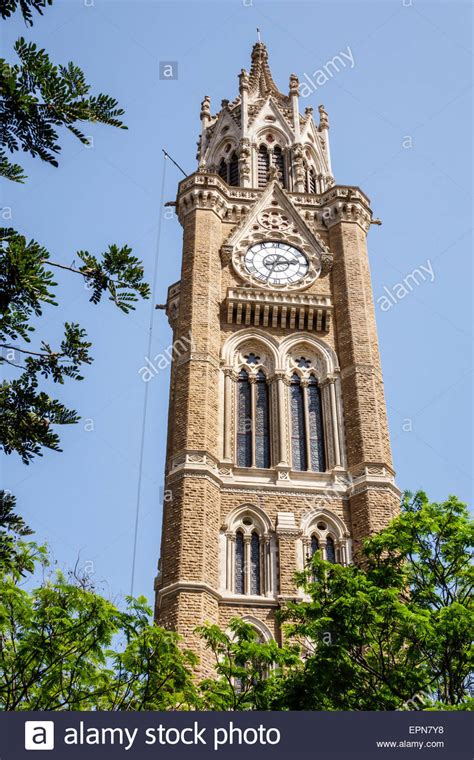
[247,41,284,100]
[318,104,329,129]
[289,73,299,94]
[200,95,211,121]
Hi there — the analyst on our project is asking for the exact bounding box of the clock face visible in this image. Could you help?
[244,242,309,286]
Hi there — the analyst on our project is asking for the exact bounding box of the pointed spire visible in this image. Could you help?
[247,41,284,100]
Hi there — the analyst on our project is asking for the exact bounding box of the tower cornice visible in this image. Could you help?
[176,171,373,233]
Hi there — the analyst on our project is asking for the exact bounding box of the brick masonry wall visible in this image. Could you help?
[156,183,399,666]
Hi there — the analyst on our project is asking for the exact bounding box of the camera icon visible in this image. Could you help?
[24,721,55,750]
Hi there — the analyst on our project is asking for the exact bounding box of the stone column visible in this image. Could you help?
[319,539,327,562]
[249,375,257,468]
[226,533,235,592]
[275,372,288,466]
[244,535,251,595]
[325,376,342,468]
[289,74,301,141]
[263,535,272,596]
[223,369,233,462]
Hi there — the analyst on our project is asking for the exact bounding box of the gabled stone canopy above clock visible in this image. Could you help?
[222,178,333,291]
[197,42,334,193]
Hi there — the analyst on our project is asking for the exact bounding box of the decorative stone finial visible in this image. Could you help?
[319,104,329,129]
[289,73,299,94]
[239,68,249,90]
[200,95,211,120]
[221,98,230,109]
[251,41,268,63]
[305,106,313,117]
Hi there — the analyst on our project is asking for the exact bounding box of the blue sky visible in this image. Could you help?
[2,0,472,604]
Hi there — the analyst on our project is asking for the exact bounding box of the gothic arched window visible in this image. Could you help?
[273,145,286,188]
[250,532,261,595]
[302,513,351,569]
[236,369,271,469]
[228,152,239,186]
[326,536,336,564]
[228,511,272,597]
[218,152,239,186]
[237,370,252,467]
[290,373,326,472]
[257,145,270,187]
[235,531,245,593]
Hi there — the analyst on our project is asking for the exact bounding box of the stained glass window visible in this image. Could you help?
[307,376,325,472]
[250,532,261,595]
[255,370,270,469]
[235,531,245,593]
[273,146,286,188]
[311,535,319,556]
[326,536,336,564]
[290,374,307,471]
[237,370,252,467]
[257,145,270,187]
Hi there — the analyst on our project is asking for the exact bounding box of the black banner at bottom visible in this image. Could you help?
[2,711,472,759]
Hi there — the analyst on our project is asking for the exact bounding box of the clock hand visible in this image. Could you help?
[265,259,278,282]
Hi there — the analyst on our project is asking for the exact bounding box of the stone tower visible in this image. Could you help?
[154,42,400,671]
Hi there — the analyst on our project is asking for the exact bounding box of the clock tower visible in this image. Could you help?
[155,41,400,673]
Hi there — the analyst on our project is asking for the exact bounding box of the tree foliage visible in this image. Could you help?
[0,543,197,710]
[1,4,149,464]
[1,0,53,27]
[0,229,150,462]
[197,618,299,710]
[273,492,473,711]
[0,492,471,711]
[0,490,42,579]
[1,36,125,182]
